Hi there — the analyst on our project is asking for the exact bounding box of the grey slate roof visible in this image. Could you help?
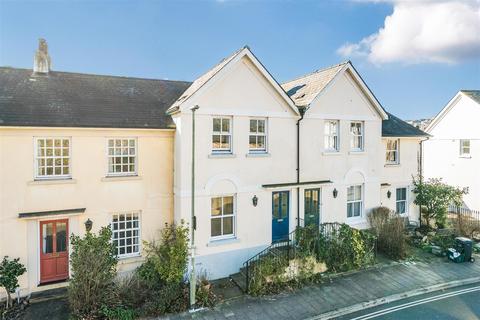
[0,67,191,129]
[461,90,480,104]
[382,112,430,137]
[281,62,348,107]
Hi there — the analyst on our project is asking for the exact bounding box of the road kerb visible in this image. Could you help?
[306,276,480,320]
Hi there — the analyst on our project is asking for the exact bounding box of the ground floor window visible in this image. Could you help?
[112,212,140,257]
[396,188,407,214]
[347,185,363,218]
[211,195,235,238]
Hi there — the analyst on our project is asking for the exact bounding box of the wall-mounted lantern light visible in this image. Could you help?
[333,188,338,198]
[387,190,392,199]
[252,195,258,207]
[84,218,93,232]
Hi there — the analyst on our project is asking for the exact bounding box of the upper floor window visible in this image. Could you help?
[249,118,267,152]
[107,138,137,176]
[211,195,235,239]
[386,139,400,164]
[396,187,407,214]
[35,138,71,179]
[212,117,232,153]
[350,122,364,151]
[347,185,363,218]
[324,120,339,152]
[112,212,140,257]
[460,139,470,157]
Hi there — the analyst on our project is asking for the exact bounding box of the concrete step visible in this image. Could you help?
[229,271,248,293]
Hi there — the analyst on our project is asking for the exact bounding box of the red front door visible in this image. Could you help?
[40,219,69,283]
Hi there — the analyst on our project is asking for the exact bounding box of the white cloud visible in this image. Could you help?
[338,0,480,64]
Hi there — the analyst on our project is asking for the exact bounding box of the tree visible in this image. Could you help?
[413,176,467,228]
[0,256,26,309]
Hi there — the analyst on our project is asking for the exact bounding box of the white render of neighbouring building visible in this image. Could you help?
[424,90,480,210]
[167,46,429,280]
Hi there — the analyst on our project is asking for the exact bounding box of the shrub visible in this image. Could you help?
[0,256,26,309]
[368,207,407,260]
[68,226,118,319]
[138,221,189,285]
[413,176,467,228]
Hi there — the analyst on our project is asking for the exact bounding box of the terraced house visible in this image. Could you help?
[0,40,428,295]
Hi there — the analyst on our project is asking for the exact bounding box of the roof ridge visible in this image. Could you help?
[0,66,191,84]
[282,60,350,85]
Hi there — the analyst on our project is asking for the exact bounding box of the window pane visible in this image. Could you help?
[213,118,221,132]
[56,222,67,252]
[347,186,354,201]
[249,135,256,148]
[42,223,54,254]
[223,196,234,214]
[212,135,220,149]
[221,119,230,133]
[347,203,353,218]
[211,197,222,216]
[211,218,221,237]
[257,136,265,148]
[223,217,233,235]
[258,120,265,133]
[221,135,230,149]
[250,120,257,133]
[354,202,361,216]
[354,186,362,201]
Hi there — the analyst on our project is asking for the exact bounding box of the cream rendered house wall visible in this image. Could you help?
[424,93,480,209]
[299,71,383,228]
[172,56,299,279]
[380,138,421,221]
[0,127,174,295]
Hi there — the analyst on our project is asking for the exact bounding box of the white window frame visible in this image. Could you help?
[210,195,236,240]
[212,117,233,154]
[324,120,340,152]
[459,139,470,157]
[386,139,400,165]
[106,138,138,176]
[350,121,364,151]
[347,184,363,219]
[249,118,268,153]
[34,137,72,180]
[395,187,408,215]
[111,212,141,259]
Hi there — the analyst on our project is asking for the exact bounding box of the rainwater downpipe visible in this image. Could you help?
[296,106,306,228]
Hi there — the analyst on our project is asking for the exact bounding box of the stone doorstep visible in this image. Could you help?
[306,276,480,320]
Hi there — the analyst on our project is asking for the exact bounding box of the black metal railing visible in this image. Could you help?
[242,222,346,293]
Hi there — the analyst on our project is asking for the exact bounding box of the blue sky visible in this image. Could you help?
[0,0,479,120]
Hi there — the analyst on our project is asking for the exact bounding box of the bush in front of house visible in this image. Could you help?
[368,207,407,260]
[413,176,467,229]
[0,256,27,310]
[68,226,118,319]
[248,223,376,296]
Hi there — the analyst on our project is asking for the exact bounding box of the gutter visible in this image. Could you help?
[296,106,307,227]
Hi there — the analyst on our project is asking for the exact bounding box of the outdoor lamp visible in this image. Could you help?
[84,218,93,232]
[252,195,258,207]
[387,190,392,199]
[333,188,338,198]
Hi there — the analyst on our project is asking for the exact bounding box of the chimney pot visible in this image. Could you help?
[33,38,51,73]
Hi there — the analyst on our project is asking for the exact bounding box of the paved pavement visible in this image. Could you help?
[162,258,480,320]
[337,283,480,319]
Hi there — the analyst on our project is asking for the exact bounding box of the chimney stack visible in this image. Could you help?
[33,38,51,73]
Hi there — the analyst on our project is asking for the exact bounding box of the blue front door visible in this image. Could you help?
[272,191,289,242]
